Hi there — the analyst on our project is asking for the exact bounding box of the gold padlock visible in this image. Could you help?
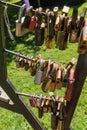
[45,37,55,49]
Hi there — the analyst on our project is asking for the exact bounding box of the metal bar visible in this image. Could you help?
[16,92,58,101]
[0,0,46,15]
[0,0,21,8]
[4,48,36,61]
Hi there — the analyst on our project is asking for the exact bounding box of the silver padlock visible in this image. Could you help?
[34,59,44,85]
[82,26,87,41]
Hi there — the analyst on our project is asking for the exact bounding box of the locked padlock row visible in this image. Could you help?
[28,94,66,130]
[16,4,87,51]
[15,54,76,101]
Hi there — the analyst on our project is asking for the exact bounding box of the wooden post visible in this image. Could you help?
[64,53,87,130]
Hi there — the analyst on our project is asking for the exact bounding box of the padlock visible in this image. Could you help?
[15,56,20,68]
[16,4,29,37]
[38,94,43,118]
[28,16,36,31]
[22,14,31,28]
[19,58,25,68]
[82,26,87,41]
[31,64,37,76]
[35,26,45,46]
[62,6,70,16]
[51,114,58,130]
[41,79,52,92]
[54,16,60,32]
[45,37,55,49]
[57,102,64,130]
[38,107,43,118]
[69,29,78,43]
[71,7,78,24]
[65,69,75,101]
[77,25,87,54]
[57,120,64,130]
[34,59,44,85]
[57,31,68,50]
[22,6,33,28]
[50,82,56,92]
[24,60,29,71]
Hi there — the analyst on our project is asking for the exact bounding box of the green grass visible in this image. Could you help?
[0,1,87,130]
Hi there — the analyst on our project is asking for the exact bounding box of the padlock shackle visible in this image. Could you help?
[18,4,26,22]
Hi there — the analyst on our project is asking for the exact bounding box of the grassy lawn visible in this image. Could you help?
[0,1,87,130]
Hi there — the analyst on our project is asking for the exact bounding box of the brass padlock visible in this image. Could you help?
[41,79,52,92]
[45,37,55,49]
[50,82,56,92]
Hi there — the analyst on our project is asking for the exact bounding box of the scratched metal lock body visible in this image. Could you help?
[34,60,44,85]
[57,31,68,50]
[34,70,43,85]
[35,26,44,46]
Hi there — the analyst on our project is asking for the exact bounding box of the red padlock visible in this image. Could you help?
[28,17,36,31]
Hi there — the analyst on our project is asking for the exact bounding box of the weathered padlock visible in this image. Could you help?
[57,30,68,50]
[35,7,45,46]
[35,25,45,46]
[69,29,78,43]
[16,4,29,37]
